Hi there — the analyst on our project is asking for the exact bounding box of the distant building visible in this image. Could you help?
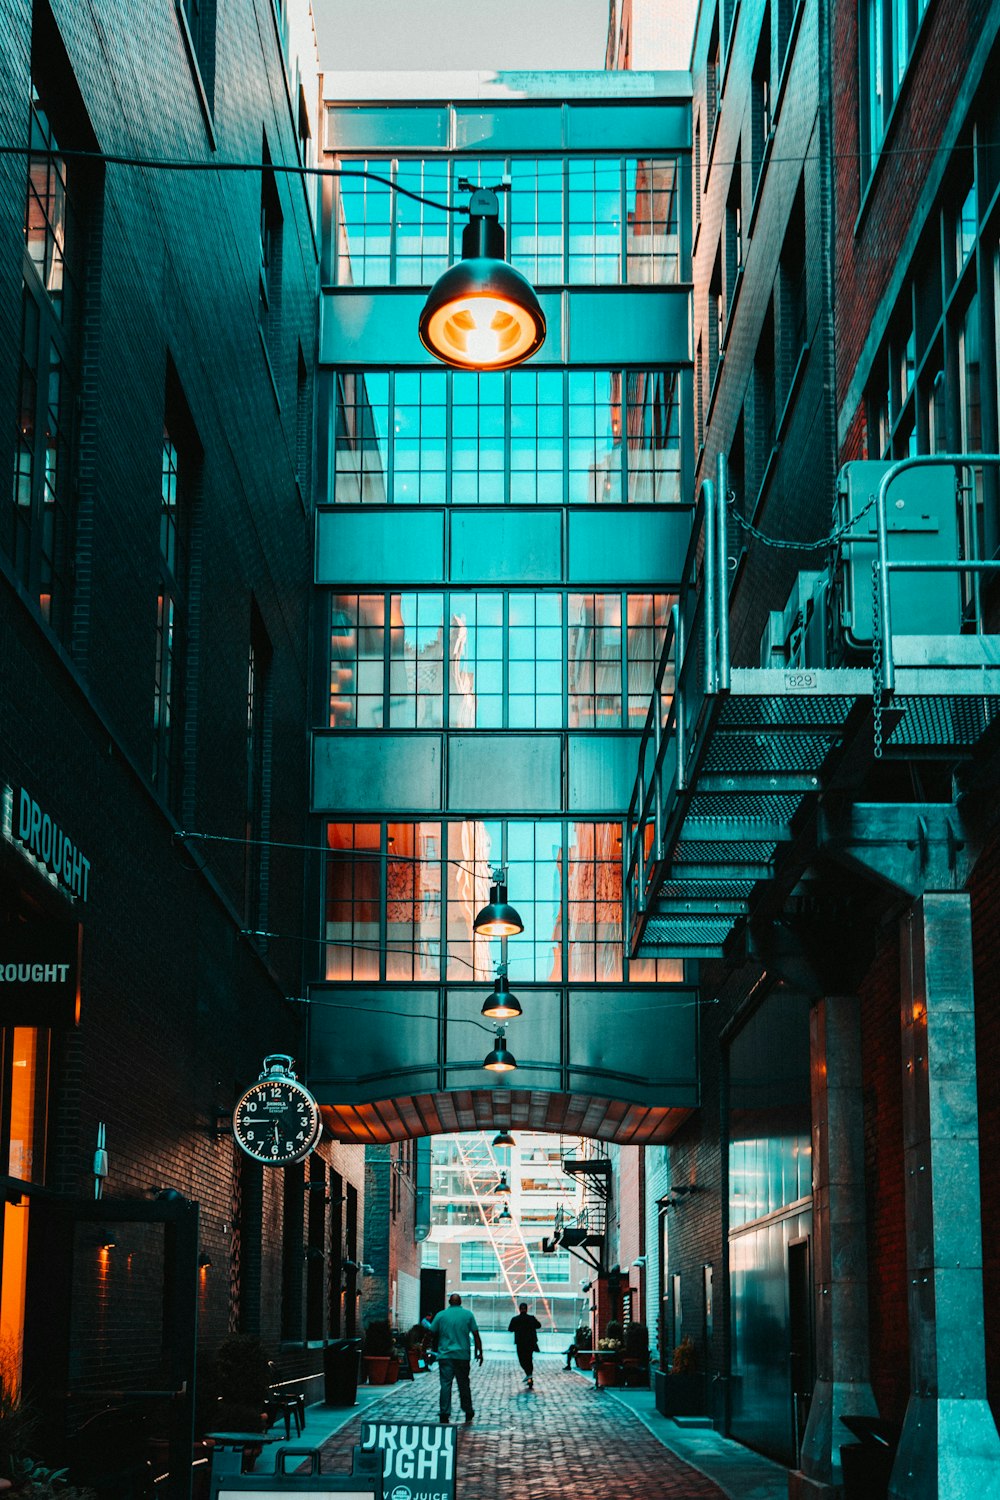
[427,1132,588,1333]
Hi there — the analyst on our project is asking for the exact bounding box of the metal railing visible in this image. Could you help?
[873,454,1000,691]
[624,454,730,939]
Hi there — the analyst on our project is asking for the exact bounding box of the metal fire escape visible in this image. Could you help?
[625,454,1000,961]
[546,1146,610,1274]
[451,1135,556,1330]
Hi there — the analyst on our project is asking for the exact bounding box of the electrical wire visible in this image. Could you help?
[177,828,498,882]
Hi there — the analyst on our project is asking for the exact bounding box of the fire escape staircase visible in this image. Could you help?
[625,454,1000,962]
[543,1154,610,1274]
[451,1135,556,1331]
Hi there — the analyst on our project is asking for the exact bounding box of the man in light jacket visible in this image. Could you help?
[429,1293,484,1423]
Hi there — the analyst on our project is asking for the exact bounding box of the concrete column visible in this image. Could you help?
[890,893,1000,1498]
[789,995,878,1500]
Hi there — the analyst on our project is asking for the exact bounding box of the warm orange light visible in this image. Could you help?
[423,294,541,371]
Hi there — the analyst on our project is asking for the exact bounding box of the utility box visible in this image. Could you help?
[759,571,829,669]
[833,461,963,655]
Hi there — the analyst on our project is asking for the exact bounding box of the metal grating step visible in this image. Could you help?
[719,688,863,731]
[703,731,836,775]
[687,792,806,823]
[887,695,1000,748]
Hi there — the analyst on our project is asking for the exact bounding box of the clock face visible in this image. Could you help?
[233,1078,322,1165]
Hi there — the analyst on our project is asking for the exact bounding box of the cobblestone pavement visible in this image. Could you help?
[319,1354,728,1499]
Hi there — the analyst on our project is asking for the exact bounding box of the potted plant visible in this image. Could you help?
[595,1322,623,1388]
[654,1335,706,1418]
[622,1321,650,1387]
[362,1321,396,1385]
[209,1335,271,1432]
[403,1326,428,1373]
[573,1325,594,1371]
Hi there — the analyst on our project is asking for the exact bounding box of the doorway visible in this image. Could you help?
[787,1236,813,1465]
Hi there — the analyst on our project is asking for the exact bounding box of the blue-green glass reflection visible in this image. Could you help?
[331,155,683,288]
[333,369,683,505]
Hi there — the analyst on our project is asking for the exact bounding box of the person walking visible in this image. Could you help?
[507,1301,542,1389]
[429,1293,484,1424]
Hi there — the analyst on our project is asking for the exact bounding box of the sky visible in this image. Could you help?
[313,0,613,71]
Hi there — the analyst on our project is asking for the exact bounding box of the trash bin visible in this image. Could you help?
[324,1338,362,1406]
[839,1415,899,1500]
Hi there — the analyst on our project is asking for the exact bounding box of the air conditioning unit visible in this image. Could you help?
[832,461,963,658]
[759,570,829,669]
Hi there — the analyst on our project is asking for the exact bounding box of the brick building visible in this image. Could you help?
[632,0,1000,1494]
[0,0,367,1480]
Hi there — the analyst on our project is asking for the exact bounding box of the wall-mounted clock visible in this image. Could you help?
[233,1055,322,1166]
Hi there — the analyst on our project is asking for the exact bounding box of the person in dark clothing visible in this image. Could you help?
[508,1302,542,1388]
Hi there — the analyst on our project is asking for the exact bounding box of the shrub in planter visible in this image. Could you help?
[362,1321,396,1385]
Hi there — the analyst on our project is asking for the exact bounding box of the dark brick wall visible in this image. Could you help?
[692,0,836,668]
[831,0,998,415]
[0,0,364,1412]
[859,925,908,1424]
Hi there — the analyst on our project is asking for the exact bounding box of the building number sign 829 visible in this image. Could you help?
[233,1075,322,1166]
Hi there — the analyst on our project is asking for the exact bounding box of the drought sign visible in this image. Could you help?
[360,1422,457,1500]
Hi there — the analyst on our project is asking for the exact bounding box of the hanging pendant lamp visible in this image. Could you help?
[492,1129,515,1148]
[474,871,524,938]
[483,1026,517,1072]
[496,1202,512,1223]
[419,186,546,371]
[492,1171,511,1195]
[481,967,522,1019]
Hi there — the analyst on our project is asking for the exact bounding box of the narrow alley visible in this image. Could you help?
[318,1353,785,1500]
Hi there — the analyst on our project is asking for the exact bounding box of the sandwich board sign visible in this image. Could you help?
[360,1422,457,1500]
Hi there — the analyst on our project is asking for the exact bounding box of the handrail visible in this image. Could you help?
[874,454,1000,692]
[623,462,732,939]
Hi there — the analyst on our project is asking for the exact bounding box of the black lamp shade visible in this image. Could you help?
[474,882,524,938]
[419,195,545,371]
[483,1030,517,1072]
[493,1172,511,1195]
[481,973,522,1019]
[497,1203,512,1222]
[492,1130,515,1148]
[419,261,546,371]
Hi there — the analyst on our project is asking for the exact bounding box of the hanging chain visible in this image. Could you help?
[871,558,884,760]
[726,488,879,552]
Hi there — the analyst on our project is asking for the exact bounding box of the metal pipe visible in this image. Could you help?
[702,479,717,696]
[716,452,730,691]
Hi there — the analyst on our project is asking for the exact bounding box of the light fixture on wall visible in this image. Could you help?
[198,1252,213,1271]
[483,1026,517,1072]
[492,1171,511,1196]
[496,1202,512,1223]
[481,965,522,1020]
[473,870,524,938]
[492,1129,515,1148]
[420,185,546,371]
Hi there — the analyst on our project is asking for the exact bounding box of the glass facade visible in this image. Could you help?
[727,991,812,1464]
[330,368,683,506]
[314,91,693,1110]
[323,819,681,985]
[333,155,681,287]
[328,591,673,730]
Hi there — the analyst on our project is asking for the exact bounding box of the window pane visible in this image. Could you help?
[567,822,623,980]
[625,158,680,285]
[334,372,389,503]
[450,593,503,727]
[446,820,502,979]
[389,592,444,727]
[330,593,385,727]
[506,822,563,981]
[386,822,442,979]
[324,823,381,980]
[569,593,622,726]
[626,371,682,503]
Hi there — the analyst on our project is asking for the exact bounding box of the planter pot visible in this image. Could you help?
[621,1359,649,1388]
[363,1356,393,1385]
[387,1358,400,1384]
[595,1358,620,1388]
[575,1352,594,1371]
[654,1369,706,1417]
